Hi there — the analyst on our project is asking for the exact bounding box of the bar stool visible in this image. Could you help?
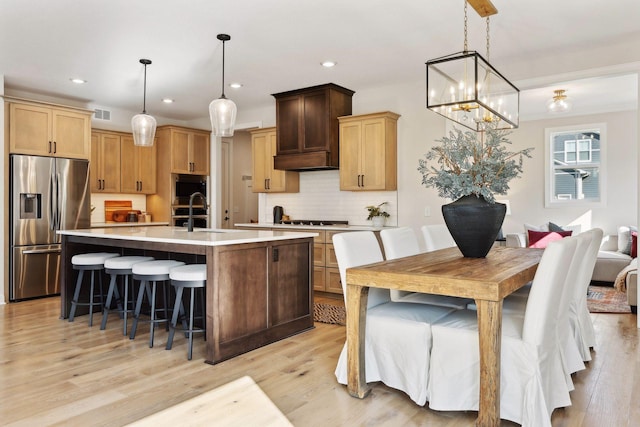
[68,252,120,326]
[129,259,185,347]
[100,255,155,335]
[166,264,207,360]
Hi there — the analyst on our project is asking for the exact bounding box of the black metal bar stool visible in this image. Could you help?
[100,255,155,335]
[68,252,120,326]
[129,259,185,347]
[165,264,207,360]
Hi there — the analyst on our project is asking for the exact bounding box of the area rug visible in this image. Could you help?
[587,285,631,313]
[313,302,346,325]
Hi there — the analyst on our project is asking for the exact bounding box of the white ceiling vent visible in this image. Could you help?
[94,108,111,121]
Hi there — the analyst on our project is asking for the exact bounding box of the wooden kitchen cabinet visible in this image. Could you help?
[90,130,121,193]
[120,135,157,194]
[251,127,299,193]
[157,126,210,175]
[339,111,400,191]
[8,98,92,159]
[272,83,354,170]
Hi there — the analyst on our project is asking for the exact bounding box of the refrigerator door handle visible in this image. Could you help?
[55,172,62,231]
[48,167,56,230]
[23,248,62,255]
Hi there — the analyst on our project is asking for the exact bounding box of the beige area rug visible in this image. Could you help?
[587,285,631,314]
[314,302,346,325]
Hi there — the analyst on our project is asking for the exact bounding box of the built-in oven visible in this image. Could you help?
[172,174,209,228]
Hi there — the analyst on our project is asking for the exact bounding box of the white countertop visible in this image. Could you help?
[58,226,318,246]
[235,223,393,231]
[91,222,170,228]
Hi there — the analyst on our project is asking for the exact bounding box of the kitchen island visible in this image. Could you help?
[58,227,316,364]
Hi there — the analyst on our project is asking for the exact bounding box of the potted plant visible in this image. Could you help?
[417,124,533,257]
[366,202,390,227]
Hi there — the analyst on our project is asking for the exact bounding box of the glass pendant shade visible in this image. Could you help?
[209,96,237,137]
[209,34,237,137]
[131,113,157,146]
[132,58,156,146]
[426,51,519,131]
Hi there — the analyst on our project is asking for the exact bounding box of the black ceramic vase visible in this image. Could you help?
[441,195,507,258]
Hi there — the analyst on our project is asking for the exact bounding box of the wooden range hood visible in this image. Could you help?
[272,83,355,171]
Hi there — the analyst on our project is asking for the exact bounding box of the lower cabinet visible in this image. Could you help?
[235,226,382,295]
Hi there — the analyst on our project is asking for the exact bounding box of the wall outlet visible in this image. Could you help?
[424,206,431,217]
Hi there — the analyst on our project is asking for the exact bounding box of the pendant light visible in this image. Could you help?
[546,89,572,113]
[209,34,237,137]
[131,59,157,146]
[426,0,519,131]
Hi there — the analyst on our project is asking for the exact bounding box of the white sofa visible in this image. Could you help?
[506,225,635,283]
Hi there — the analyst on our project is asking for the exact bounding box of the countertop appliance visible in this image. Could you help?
[273,206,284,224]
[10,154,91,301]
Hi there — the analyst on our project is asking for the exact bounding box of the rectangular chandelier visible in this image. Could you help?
[426,51,519,131]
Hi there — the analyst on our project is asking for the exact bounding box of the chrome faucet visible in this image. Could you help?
[187,191,207,232]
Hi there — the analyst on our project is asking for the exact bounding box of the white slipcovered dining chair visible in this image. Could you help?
[421,224,456,252]
[332,231,455,405]
[427,233,579,427]
[380,227,470,309]
[569,228,603,361]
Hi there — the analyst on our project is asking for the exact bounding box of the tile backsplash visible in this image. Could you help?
[262,170,398,226]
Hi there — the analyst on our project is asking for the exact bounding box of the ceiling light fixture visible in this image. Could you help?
[229,82,243,89]
[546,89,572,113]
[131,59,157,147]
[425,0,519,131]
[70,78,86,84]
[209,34,237,137]
[162,98,174,104]
[321,61,337,68]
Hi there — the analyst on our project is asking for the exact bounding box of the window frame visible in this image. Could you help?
[544,123,607,208]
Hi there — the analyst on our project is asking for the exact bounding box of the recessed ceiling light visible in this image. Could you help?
[162,98,174,104]
[230,82,243,89]
[70,78,87,84]
[321,61,336,68]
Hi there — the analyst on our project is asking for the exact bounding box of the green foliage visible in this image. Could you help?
[417,125,533,203]
[366,202,390,220]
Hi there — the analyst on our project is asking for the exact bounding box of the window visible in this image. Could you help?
[545,123,606,207]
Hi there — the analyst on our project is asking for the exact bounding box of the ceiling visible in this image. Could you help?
[1,0,639,124]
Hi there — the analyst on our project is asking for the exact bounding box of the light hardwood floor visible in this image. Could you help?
[0,297,638,426]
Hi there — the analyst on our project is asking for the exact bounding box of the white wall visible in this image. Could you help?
[237,77,638,238]
[0,75,5,304]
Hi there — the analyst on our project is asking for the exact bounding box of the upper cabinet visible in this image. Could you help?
[251,127,299,193]
[90,130,122,193]
[339,111,400,191]
[156,126,210,175]
[120,135,157,194]
[272,83,354,171]
[8,99,91,159]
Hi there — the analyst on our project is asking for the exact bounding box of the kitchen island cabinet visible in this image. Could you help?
[235,223,387,295]
[58,227,315,364]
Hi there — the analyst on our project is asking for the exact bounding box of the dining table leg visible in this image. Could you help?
[475,298,503,427]
[346,282,371,399]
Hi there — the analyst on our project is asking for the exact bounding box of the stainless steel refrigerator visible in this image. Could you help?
[10,154,91,301]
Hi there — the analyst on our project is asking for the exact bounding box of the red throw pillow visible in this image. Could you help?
[528,230,573,249]
[632,232,637,258]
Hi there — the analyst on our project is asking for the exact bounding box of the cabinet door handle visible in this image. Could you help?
[361,174,365,187]
[101,179,105,190]
[53,141,57,153]
[49,141,52,153]
[139,181,143,192]
[97,179,101,190]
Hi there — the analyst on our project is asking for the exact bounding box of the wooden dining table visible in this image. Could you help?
[345,246,543,427]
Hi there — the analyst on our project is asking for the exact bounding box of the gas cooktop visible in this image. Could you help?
[279,220,348,227]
